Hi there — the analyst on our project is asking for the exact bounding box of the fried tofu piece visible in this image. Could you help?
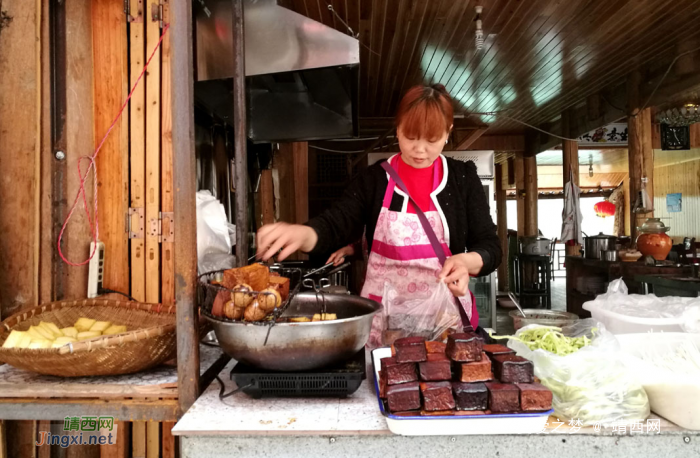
[223,264,270,291]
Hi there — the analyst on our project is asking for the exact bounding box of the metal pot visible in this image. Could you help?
[521,236,551,255]
[603,250,619,262]
[584,233,617,259]
[205,292,381,371]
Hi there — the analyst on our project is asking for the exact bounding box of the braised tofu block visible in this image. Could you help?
[425,340,447,355]
[493,354,534,383]
[378,370,388,399]
[419,353,452,381]
[446,332,483,362]
[223,263,270,291]
[420,381,455,411]
[457,352,493,382]
[267,276,290,301]
[386,382,421,412]
[485,382,520,413]
[420,410,455,416]
[381,357,418,385]
[483,344,515,359]
[394,336,427,363]
[517,383,553,411]
[452,382,489,411]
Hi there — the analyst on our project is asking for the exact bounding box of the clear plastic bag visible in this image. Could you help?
[369,280,461,348]
[508,319,650,426]
[587,278,700,319]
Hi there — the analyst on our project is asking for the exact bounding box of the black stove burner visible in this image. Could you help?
[230,350,366,399]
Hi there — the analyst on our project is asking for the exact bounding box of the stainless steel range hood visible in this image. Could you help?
[195,0,360,142]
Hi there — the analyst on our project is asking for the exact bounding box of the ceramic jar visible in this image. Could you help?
[636,218,672,261]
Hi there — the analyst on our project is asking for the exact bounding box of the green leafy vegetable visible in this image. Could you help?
[489,326,596,356]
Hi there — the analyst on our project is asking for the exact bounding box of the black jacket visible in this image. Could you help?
[306,156,502,276]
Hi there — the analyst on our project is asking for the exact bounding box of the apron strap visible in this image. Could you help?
[381,161,471,326]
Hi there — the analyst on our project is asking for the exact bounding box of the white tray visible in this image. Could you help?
[371,348,552,436]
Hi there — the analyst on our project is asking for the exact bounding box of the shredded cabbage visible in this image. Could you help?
[490,326,595,356]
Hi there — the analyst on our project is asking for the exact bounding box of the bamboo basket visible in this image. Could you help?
[0,299,176,377]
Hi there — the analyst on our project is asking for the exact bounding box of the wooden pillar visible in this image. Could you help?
[514,154,525,236]
[0,0,42,316]
[628,71,654,240]
[562,109,581,256]
[232,0,249,265]
[523,155,538,237]
[171,0,199,416]
[496,164,508,292]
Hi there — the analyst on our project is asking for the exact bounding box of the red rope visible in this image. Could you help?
[58,24,170,266]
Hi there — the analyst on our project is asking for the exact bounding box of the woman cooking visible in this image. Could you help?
[256,84,501,344]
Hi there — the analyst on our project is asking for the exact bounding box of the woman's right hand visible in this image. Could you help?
[256,223,318,262]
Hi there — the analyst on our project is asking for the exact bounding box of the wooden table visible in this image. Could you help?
[0,344,227,421]
[565,257,694,317]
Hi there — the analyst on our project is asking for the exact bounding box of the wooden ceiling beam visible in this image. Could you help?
[469,134,525,153]
[359,117,485,135]
[455,128,489,150]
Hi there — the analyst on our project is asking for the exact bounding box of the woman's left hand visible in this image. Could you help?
[438,253,484,297]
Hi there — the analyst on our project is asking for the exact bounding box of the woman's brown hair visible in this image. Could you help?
[395,84,454,141]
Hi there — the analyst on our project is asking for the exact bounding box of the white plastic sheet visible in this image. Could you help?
[587,278,700,320]
[196,190,236,274]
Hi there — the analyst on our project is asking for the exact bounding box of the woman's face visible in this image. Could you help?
[397,126,451,169]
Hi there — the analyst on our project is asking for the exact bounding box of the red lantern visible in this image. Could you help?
[594,200,616,218]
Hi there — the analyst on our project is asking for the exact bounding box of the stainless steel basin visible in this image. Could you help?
[204,292,381,371]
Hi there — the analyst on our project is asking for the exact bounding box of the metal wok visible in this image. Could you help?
[204,292,381,371]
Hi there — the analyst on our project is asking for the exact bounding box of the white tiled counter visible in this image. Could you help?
[173,358,700,458]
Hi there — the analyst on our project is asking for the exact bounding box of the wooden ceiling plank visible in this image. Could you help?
[390,0,437,109]
[367,0,387,115]
[521,0,700,129]
[398,0,450,103]
[387,0,430,110]
[424,0,471,85]
[372,0,400,116]
[482,0,663,127]
[466,0,574,106]
[433,0,478,86]
[415,0,456,90]
[522,0,682,119]
[478,0,630,115]
[378,0,411,111]
[489,0,685,132]
[443,0,515,97]
[470,0,592,114]
[452,0,537,107]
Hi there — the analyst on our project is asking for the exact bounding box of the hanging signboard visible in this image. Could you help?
[578,123,628,146]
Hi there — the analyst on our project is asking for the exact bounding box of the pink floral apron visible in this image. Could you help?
[361,155,477,347]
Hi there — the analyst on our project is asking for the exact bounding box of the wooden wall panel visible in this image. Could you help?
[161,0,175,306]
[0,0,41,318]
[145,4,162,304]
[93,0,130,295]
[654,153,700,241]
[129,0,146,302]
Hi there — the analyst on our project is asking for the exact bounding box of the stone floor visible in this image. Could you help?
[495,278,567,336]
